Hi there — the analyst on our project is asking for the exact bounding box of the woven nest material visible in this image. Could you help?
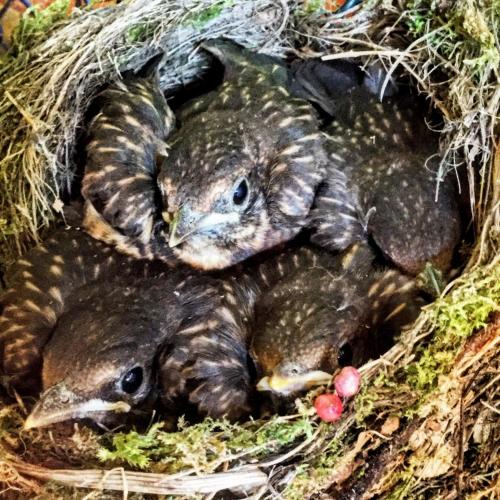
[0,0,499,498]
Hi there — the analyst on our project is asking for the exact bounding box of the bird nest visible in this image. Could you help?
[0,0,499,497]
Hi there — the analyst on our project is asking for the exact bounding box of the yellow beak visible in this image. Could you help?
[256,371,333,395]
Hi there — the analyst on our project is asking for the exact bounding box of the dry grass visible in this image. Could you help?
[0,0,499,498]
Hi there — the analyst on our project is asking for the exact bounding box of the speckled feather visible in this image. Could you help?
[158,273,259,420]
[156,40,329,269]
[308,78,461,274]
[251,243,424,385]
[0,215,257,421]
[155,41,461,274]
[82,55,175,259]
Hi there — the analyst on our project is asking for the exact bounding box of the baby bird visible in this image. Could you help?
[157,39,328,270]
[252,243,424,396]
[24,269,183,429]
[0,209,131,389]
[304,59,461,274]
[0,212,256,428]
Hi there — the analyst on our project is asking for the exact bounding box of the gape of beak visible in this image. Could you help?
[168,206,239,248]
[24,383,131,430]
[256,370,333,396]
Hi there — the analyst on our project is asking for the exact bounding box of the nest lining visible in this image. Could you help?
[0,0,499,498]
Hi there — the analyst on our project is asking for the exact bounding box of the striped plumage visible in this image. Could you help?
[157,40,328,270]
[306,66,461,274]
[80,40,460,275]
[0,208,129,390]
[158,272,259,420]
[0,219,426,425]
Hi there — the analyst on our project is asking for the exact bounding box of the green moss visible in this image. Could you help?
[11,0,72,54]
[0,404,24,446]
[126,24,154,44]
[405,0,500,80]
[302,0,323,14]
[354,371,398,423]
[386,468,416,500]
[354,260,499,427]
[98,412,316,473]
[188,1,235,28]
[417,263,446,298]
[407,262,500,392]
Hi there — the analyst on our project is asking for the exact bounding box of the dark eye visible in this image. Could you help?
[338,343,353,367]
[233,178,249,206]
[121,367,143,394]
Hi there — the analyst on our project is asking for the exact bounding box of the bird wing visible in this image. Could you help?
[304,69,462,274]
[158,276,256,421]
[82,55,174,248]
[288,58,365,116]
[0,221,138,389]
[354,150,461,274]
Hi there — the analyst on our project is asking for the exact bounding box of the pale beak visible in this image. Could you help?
[168,206,204,248]
[256,371,333,395]
[24,383,131,430]
[168,206,239,248]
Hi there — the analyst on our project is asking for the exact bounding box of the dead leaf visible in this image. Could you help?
[416,444,455,478]
[426,419,441,432]
[381,416,400,436]
[408,428,427,451]
[52,198,64,213]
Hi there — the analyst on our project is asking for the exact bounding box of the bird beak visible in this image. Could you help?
[168,206,202,248]
[168,206,239,248]
[256,371,333,395]
[24,383,131,430]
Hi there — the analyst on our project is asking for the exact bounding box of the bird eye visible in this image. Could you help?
[337,343,353,367]
[232,178,249,206]
[121,366,143,394]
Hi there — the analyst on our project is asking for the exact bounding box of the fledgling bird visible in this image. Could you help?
[154,40,460,274]
[304,59,461,274]
[24,271,182,429]
[0,214,257,427]
[252,243,424,396]
[0,210,132,389]
[157,39,329,270]
[81,53,174,261]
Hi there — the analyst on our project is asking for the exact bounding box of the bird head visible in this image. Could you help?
[157,123,272,269]
[24,282,175,430]
[255,305,358,396]
[253,249,366,396]
[156,40,327,270]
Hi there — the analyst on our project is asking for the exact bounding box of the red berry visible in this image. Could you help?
[334,366,361,399]
[314,393,343,422]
